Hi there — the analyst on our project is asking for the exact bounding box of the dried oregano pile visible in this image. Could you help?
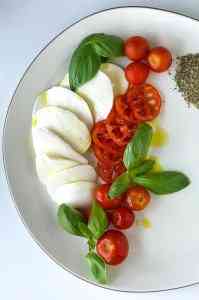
[175,54,199,108]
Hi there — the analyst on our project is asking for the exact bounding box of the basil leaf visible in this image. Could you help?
[57,204,86,236]
[86,252,108,284]
[123,123,153,169]
[86,33,123,57]
[134,171,190,195]
[69,44,101,90]
[109,172,130,199]
[88,201,108,239]
[130,159,155,178]
[78,222,93,239]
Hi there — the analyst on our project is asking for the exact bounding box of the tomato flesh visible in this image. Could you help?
[148,47,172,72]
[124,36,150,61]
[109,207,135,229]
[95,184,123,209]
[97,230,129,265]
[126,186,151,211]
[125,62,150,85]
[127,84,161,121]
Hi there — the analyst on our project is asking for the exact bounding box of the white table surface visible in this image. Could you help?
[1,1,199,299]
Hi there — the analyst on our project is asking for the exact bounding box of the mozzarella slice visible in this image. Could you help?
[51,181,96,207]
[100,63,128,96]
[77,71,114,122]
[35,154,79,184]
[46,165,96,193]
[35,106,91,153]
[46,86,93,129]
[32,128,87,164]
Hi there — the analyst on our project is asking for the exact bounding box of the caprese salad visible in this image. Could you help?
[32,33,190,284]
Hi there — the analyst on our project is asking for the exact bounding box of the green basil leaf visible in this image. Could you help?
[130,159,155,178]
[109,172,130,199]
[134,171,190,195]
[86,252,108,284]
[123,123,153,169]
[88,201,108,239]
[69,44,101,90]
[78,222,93,239]
[57,204,86,236]
[87,33,124,57]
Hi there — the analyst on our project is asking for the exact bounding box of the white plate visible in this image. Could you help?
[2,7,199,293]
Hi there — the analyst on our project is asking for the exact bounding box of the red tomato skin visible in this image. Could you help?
[126,186,151,211]
[109,207,135,229]
[96,230,129,265]
[95,184,123,209]
[125,62,150,85]
[124,36,150,61]
[148,47,172,72]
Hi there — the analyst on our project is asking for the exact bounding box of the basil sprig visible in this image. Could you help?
[57,201,108,284]
[109,123,190,198]
[69,33,124,90]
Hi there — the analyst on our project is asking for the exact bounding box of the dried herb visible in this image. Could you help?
[175,54,199,108]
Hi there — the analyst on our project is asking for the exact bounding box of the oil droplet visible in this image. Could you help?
[151,126,169,148]
[149,155,164,172]
[32,116,37,127]
[39,91,48,106]
[136,217,152,229]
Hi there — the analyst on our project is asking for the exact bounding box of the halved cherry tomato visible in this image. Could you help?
[125,62,150,85]
[109,207,135,229]
[124,36,150,61]
[95,184,123,209]
[106,108,137,146]
[126,186,151,211]
[92,121,121,152]
[96,230,129,265]
[127,84,161,121]
[148,47,172,72]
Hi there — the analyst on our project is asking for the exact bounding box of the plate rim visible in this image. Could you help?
[2,6,199,293]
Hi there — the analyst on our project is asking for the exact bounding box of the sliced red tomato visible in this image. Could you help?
[115,95,135,123]
[92,121,121,152]
[106,108,137,147]
[97,160,126,183]
[92,143,123,165]
[127,84,161,121]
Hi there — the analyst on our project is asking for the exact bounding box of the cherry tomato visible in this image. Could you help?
[148,47,172,72]
[124,36,150,61]
[109,207,135,229]
[125,62,150,85]
[126,186,151,211]
[97,230,129,265]
[95,184,123,209]
[127,84,161,121]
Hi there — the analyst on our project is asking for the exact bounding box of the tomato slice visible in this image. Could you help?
[127,84,161,121]
[115,95,135,123]
[106,108,137,147]
[92,121,121,152]
[97,160,126,183]
[92,143,123,165]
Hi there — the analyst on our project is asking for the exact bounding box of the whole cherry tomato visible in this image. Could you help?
[125,62,150,85]
[124,36,150,61]
[96,229,129,265]
[109,207,135,229]
[126,186,151,211]
[148,47,172,72]
[95,184,123,209]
